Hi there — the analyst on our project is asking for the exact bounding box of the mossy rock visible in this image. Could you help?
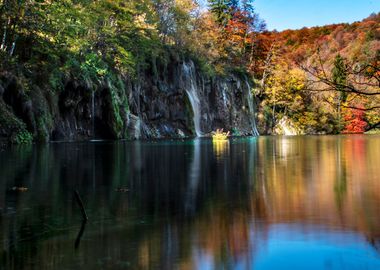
[0,100,33,144]
[10,130,33,144]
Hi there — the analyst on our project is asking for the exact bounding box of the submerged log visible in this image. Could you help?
[74,190,88,221]
[75,220,87,249]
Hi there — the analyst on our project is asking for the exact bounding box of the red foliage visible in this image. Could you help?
[226,11,250,38]
[254,12,380,68]
[342,108,367,134]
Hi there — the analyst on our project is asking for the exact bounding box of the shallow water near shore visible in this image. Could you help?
[0,135,380,269]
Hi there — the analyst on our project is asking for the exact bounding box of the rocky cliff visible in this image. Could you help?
[0,59,259,143]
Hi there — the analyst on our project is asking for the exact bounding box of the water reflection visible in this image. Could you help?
[185,139,201,216]
[0,136,380,269]
[212,139,230,162]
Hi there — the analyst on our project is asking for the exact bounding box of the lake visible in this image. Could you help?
[0,135,380,269]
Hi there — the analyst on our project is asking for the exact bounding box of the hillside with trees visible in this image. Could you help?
[253,13,380,134]
[0,1,379,143]
[0,0,267,143]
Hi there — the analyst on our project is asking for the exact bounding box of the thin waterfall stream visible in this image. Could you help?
[182,61,203,137]
[245,80,260,136]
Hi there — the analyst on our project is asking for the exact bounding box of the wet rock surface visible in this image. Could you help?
[0,60,259,142]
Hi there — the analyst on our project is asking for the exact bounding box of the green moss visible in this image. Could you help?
[191,56,217,78]
[107,75,129,139]
[111,91,124,138]
[11,131,33,144]
[49,69,64,92]
[151,56,159,80]
[231,127,241,136]
[0,100,33,144]
[36,112,53,142]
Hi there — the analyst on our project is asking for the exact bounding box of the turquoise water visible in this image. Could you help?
[0,135,379,269]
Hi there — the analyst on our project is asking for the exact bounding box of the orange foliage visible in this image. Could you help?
[343,108,367,134]
[255,12,380,69]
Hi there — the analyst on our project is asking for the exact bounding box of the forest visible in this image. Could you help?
[1,2,380,269]
[255,13,380,134]
[0,0,379,143]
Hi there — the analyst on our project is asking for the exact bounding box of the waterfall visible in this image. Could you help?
[134,117,141,139]
[221,82,228,109]
[245,80,260,136]
[136,82,143,139]
[182,61,202,137]
[277,117,299,135]
[126,113,142,140]
[91,90,95,137]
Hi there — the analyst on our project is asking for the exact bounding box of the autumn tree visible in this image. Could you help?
[299,48,380,133]
[205,0,266,73]
[342,108,367,134]
[332,54,348,131]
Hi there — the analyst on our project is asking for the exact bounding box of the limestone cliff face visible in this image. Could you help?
[0,59,259,142]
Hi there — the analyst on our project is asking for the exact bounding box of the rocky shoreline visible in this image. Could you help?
[0,59,259,143]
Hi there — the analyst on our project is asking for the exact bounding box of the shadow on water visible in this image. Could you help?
[0,135,380,269]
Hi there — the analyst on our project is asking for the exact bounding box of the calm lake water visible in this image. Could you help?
[0,135,380,270]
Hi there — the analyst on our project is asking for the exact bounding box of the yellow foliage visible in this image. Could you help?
[212,129,230,141]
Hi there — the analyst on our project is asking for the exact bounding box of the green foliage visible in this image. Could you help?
[331,54,348,132]
[332,54,347,97]
[35,110,54,142]
[48,69,64,92]
[81,53,108,78]
[365,29,375,41]
[11,131,33,145]
[320,27,332,36]
[104,74,130,139]
[285,38,296,46]
[208,0,232,26]
[229,66,250,78]
[0,0,264,87]
[0,100,31,141]
[231,127,241,136]
[110,87,124,138]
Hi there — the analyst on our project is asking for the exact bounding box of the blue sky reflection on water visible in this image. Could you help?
[194,223,380,270]
[253,224,380,270]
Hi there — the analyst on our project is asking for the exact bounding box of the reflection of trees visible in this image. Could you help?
[1,136,380,269]
[334,136,347,212]
[180,135,380,268]
[251,136,380,242]
[135,136,380,268]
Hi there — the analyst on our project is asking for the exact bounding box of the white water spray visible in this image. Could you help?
[182,61,202,137]
[245,81,260,136]
[221,82,228,109]
[135,117,141,139]
[135,83,142,139]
